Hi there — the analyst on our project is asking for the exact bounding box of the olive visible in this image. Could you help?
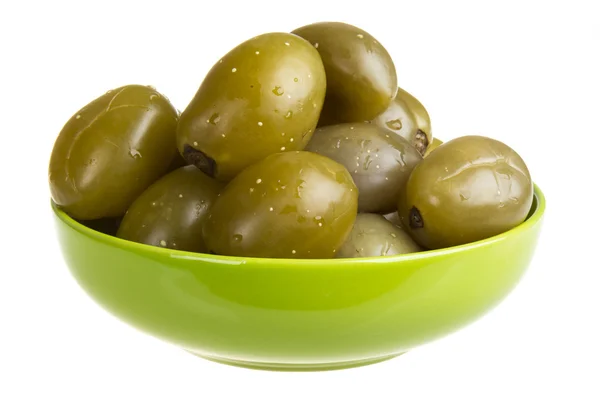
[305,122,422,214]
[49,84,179,220]
[166,150,188,173]
[336,213,421,258]
[177,32,326,181]
[424,137,443,157]
[292,22,397,125]
[398,135,534,249]
[117,165,223,253]
[371,86,432,155]
[202,151,358,259]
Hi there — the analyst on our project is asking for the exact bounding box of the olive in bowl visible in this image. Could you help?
[48,85,179,220]
[397,135,534,250]
[50,183,545,371]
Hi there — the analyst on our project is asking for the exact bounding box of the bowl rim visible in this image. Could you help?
[51,184,546,267]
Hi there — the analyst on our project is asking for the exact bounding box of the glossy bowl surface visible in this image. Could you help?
[51,185,545,371]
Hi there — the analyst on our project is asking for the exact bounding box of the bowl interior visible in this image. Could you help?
[51,184,545,266]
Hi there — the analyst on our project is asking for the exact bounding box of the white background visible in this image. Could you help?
[1,0,599,396]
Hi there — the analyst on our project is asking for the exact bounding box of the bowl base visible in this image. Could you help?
[188,352,405,372]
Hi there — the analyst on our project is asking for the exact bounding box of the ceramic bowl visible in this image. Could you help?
[51,185,545,371]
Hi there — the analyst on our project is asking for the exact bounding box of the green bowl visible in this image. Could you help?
[51,185,545,371]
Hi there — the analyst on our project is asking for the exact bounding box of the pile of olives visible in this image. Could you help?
[49,22,534,259]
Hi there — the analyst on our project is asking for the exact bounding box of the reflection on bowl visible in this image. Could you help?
[51,185,545,371]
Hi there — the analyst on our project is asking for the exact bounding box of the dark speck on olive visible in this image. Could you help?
[183,144,217,178]
[409,207,424,229]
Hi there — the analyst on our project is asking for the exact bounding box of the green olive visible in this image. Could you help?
[371,87,432,155]
[117,165,223,253]
[49,84,179,220]
[203,151,358,259]
[305,122,422,214]
[336,214,421,258]
[398,135,534,249]
[177,32,326,181]
[424,137,443,157]
[399,87,432,151]
[292,22,397,125]
[166,150,188,173]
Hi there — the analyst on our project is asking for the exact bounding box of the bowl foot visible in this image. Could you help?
[188,352,405,372]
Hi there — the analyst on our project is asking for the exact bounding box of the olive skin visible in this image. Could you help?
[49,85,179,220]
[203,151,358,259]
[372,87,432,155]
[177,32,326,181]
[336,214,421,258]
[166,151,188,173]
[398,135,534,249]
[117,165,223,253]
[305,122,423,214]
[292,22,397,125]
[424,137,443,157]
